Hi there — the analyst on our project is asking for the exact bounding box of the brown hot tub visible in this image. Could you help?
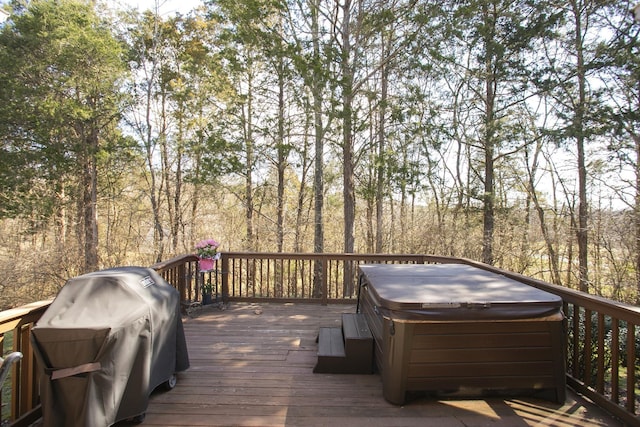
[358,263,565,405]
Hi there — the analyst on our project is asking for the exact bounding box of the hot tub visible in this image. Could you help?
[358,263,565,405]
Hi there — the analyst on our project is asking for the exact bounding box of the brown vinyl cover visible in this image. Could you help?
[31,267,189,427]
[359,264,562,321]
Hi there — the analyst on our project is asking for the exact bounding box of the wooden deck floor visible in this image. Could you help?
[137,302,623,427]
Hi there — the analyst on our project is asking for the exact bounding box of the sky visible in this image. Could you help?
[106,0,203,15]
[0,0,202,18]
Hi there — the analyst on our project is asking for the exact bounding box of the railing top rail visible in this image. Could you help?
[222,252,456,263]
[0,300,52,334]
[151,254,198,271]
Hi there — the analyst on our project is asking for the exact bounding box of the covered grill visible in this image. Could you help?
[31,266,189,427]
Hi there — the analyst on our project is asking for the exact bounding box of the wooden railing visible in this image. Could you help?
[1,253,639,426]
[0,301,52,426]
[151,254,201,304]
[218,252,448,303]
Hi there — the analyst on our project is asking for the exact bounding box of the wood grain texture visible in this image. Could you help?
[134,303,622,427]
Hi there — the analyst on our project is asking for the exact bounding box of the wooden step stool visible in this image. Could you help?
[313,313,374,374]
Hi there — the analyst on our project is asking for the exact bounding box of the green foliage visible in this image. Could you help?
[202,281,214,295]
[0,0,128,222]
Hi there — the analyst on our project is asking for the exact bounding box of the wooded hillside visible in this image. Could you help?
[0,0,638,308]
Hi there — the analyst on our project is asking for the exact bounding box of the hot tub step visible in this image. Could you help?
[313,314,374,374]
[342,313,374,374]
[313,327,346,373]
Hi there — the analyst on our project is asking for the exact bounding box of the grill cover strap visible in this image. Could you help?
[50,362,101,380]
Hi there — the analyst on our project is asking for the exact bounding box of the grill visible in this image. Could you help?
[31,266,189,426]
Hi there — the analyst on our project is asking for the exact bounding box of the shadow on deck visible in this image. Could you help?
[137,303,622,427]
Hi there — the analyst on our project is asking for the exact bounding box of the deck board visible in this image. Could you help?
[136,302,622,427]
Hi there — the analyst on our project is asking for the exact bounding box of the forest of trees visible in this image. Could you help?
[0,0,638,308]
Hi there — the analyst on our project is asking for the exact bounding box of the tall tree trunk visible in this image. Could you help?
[342,0,355,256]
[276,31,286,254]
[171,106,184,254]
[365,185,374,253]
[399,147,408,253]
[142,32,164,263]
[294,105,312,253]
[571,0,589,293]
[634,131,640,303]
[244,75,255,250]
[375,33,388,254]
[341,0,356,296]
[527,142,562,285]
[83,130,99,272]
[275,52,286,297]
[159,88,173,259]
[481,3,496,265]
[311,0,325,298]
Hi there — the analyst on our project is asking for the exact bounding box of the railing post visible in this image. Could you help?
[177,263,187,303]
[321,258,328,305]
[221,254,229,304]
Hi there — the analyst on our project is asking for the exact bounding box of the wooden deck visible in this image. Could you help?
[135,302,623,427]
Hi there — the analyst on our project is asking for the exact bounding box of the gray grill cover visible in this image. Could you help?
[31,266,189,427]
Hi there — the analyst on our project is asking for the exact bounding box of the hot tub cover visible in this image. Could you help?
[359,263,562,321]
[31,266,189,427]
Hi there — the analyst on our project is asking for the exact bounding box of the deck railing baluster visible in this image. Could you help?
[597,313,605,394]
[585,309,593,387]
[612,318,620,404]
[573,305,581,378]
[627,323,636,414]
